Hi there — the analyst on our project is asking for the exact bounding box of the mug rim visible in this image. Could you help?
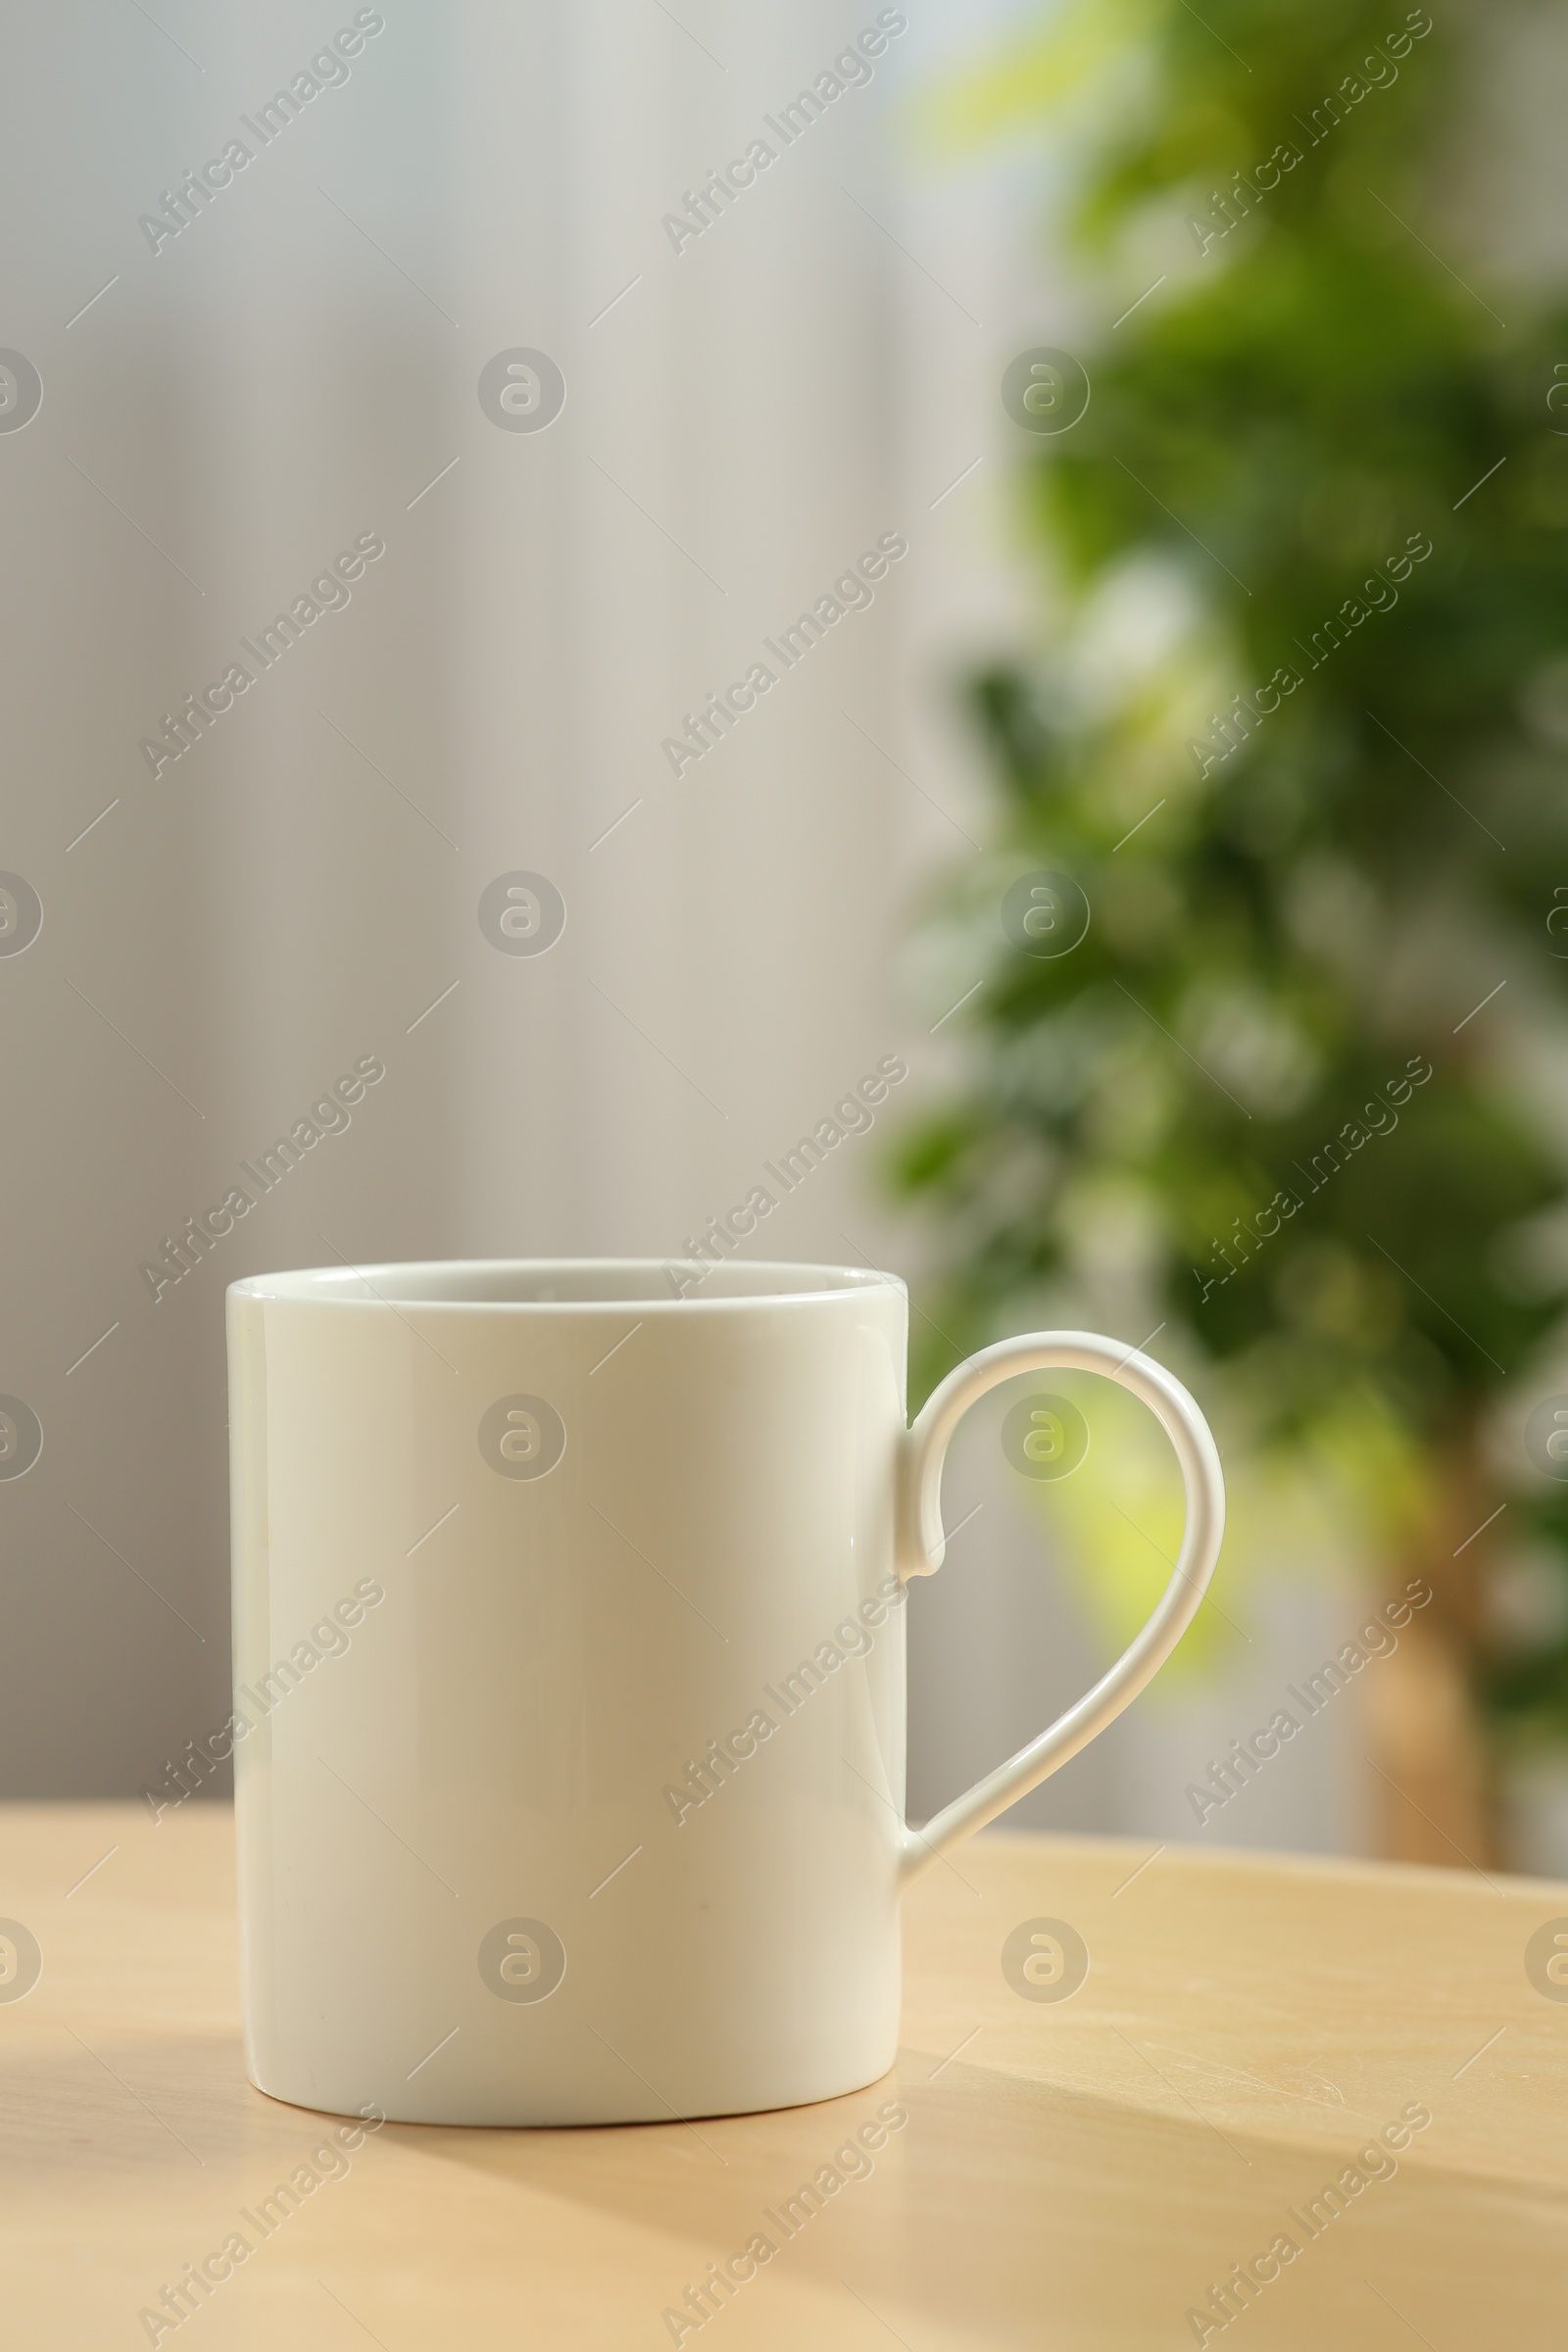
[227,1256,907,1311]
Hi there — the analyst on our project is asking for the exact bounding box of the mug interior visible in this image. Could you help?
[229,1258,904,1307]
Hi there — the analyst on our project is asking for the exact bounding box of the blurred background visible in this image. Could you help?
[5,0,1568,1876]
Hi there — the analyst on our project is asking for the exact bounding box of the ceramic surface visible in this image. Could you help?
[226,1259,1224,2124]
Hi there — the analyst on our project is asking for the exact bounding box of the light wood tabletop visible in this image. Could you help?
[3,1802,1565,2348]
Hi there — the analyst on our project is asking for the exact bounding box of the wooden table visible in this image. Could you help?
[4,1804,1565,2347]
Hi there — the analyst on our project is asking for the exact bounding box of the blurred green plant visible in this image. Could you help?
[899,0,1568,1749]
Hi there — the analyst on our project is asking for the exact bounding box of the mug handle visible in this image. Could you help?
[894,1330,1226,1882]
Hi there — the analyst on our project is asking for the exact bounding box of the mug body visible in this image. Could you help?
[226,1259,908,2126]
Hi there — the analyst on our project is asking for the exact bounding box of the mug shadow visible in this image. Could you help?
[362,2046,1313,2345]
[373,2041,1568,2347]
[8,2018,1562,2346]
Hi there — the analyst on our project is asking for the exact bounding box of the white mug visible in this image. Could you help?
[226,1258,1224,2125]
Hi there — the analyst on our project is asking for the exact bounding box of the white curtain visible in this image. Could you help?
[4,0,915,1792]
[4,0,1370,1855]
